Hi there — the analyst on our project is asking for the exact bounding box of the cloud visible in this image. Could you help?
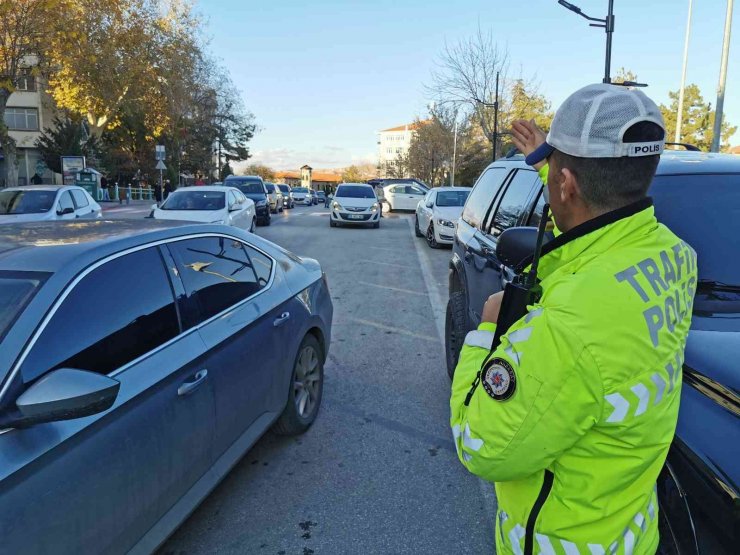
[240,146,374,171]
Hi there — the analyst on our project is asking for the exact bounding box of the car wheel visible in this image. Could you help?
[415,216,424,237]
[445,290,469,379]
[427,223,440,248]
[330,219,337,227]
[273,334,324,436]
[388,200,394,213]
[264,215,271,226]
[249,218,256,233]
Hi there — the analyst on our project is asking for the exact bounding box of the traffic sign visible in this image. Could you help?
[155,160,167,170]
[155,145,166,161]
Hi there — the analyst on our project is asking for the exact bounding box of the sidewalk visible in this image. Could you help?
[101,200,154,212]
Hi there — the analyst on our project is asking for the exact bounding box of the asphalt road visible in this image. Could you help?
[115,203,497,554]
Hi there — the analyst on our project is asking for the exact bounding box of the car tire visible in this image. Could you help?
[427,223,440,248]
[415,216,424,237]
[264,215,271,226]
[249,218,256,233]
[273,334,324,436]
[388,201,394,213]
[279,204,284,213]
[373,221,380,229]
[330,219,337,228]
[445,290,469,379]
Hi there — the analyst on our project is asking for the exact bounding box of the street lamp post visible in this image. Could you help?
[676,0,694,145]
[558,0,616,83]
[711,0,734,153]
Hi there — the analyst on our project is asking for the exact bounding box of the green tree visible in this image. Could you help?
[498,79,554,155]
[660,84,737,151]
[341,165,364,183]
[35,115,101,173]
[244,163,275,181]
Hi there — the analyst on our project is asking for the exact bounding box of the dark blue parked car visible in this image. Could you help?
[0,220,332,554]
[445,151,739,553]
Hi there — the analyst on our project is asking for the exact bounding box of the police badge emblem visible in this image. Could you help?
[481,358,517,401]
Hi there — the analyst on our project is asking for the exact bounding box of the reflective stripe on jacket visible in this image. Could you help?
[451,199,697,555]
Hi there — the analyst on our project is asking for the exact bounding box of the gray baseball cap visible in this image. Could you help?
[526,83,666,166]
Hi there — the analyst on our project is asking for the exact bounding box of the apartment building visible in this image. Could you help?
[1,68,58,186]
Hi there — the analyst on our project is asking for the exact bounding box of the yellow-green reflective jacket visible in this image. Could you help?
[450,199,697,555]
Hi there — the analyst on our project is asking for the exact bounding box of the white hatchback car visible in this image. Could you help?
[383,183,427,211]
[330,183,380,228]
[151,186,256,232]
[415,187,470,248]
[0,186,102,224]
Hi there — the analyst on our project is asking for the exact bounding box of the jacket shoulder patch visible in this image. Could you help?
[482,358,517,401]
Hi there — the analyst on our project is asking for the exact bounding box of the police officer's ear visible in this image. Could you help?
[557,166,582,205]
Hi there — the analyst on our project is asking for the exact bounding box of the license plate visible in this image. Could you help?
[348,214,363,220]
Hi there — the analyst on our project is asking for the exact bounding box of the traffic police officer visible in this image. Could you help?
[450,84,697,555]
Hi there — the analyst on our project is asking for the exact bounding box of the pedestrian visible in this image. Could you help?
[30,172,43,185]
[100,174,110,201]
[374,182,385,217]
[164,179,172,199]
[325,192,332,208]
[154,180,163,203]
[450,83,697,554]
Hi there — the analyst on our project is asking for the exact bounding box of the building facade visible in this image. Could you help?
[275,165,342,193]
[377,122,422,178]
[1,68,58,186]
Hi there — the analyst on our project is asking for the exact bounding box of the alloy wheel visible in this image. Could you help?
[293,345,321,417]
[427,223,438,248]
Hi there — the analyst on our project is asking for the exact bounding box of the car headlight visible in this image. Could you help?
[370,203,379,212]
[332,201,343,211]
[438,218,455,228]
[256,200,267,207]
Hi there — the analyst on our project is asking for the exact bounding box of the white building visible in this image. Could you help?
[377,122,423,178]
[1,68,58,186]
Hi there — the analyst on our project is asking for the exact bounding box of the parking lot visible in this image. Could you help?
[104,204,494,554]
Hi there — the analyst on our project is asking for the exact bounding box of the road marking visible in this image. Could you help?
[358,281,426,296]
[407,217,499,527]
[370,260,416,270]
[342,317,438,343]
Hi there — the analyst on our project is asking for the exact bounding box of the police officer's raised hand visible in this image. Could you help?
[481,291,505,324]
[512,120,547,170]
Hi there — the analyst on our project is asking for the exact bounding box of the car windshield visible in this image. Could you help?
[278,185,290,193]
[651,173,740,313]
[292,187,308,193]
[161,191,225,211]
[336,185,375,199]
[436,190,470,207]
[0,190,56,214]
[0,272,48,341]
[227,180,264,194]
[265,184,275,193]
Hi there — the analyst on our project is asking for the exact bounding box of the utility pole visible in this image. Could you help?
[558,0,616,83]
[492,71,500,161]
[676,0,694,145]
[711,0,734,153]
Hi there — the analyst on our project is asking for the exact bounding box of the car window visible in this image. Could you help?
[461,167,509,229]
[436,190,470,207]
[490,170,539,236]
[425,191,435,207]
[0,271,49,343]
[227,179,264,194]
[336,185,375,198]
[228,191,238,206]
[0,190,57,214]
[162,191,225,211]
[265,184,275,193]
[390,185,405,194]
[58,191,75,213]
[169,236,274,324]
[20,248,179,382]
[71,189,89,208]
[406,186,425,195]
[527,189,547,228]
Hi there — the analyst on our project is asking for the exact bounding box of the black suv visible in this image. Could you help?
[446,151,739,553]
[223,175,271,226]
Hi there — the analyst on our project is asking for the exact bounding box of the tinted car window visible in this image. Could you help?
[265,183,276,193]
[226,178,265,194]
[0,271,49,342]
[278,185,291,193]
[528,189,547,228]
[490,170,539,235]
[71,189,89,208]
[336,185,375,198]
[0,190,57,214]
[436,190,470,207]
[58,191,75,213]
[651,173,740,291]
[162,191,225,211]
[292,187,308,193]
[170,237,273,324]
[462,167,509,229]
[21,248,179,382]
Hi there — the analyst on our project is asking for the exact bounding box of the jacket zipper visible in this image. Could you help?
[524,470,554,555]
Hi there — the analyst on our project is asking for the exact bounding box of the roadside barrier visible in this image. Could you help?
[98,185,155,203]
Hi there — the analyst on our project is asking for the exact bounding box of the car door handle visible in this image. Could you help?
[178,369,208,397]
[273,312,291,327]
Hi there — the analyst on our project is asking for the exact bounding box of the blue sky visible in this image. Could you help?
[198,0,738,170]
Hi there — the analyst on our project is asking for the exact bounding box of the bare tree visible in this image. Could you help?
[428,26,509,158]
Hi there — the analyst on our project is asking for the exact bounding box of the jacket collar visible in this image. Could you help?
[519,197,656,279]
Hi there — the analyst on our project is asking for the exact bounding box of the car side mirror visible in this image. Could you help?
[57,206,74,216]
[496,227,540,269]
[7,369,119,428]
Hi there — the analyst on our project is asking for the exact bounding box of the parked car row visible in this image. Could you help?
[443,151,739,554]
